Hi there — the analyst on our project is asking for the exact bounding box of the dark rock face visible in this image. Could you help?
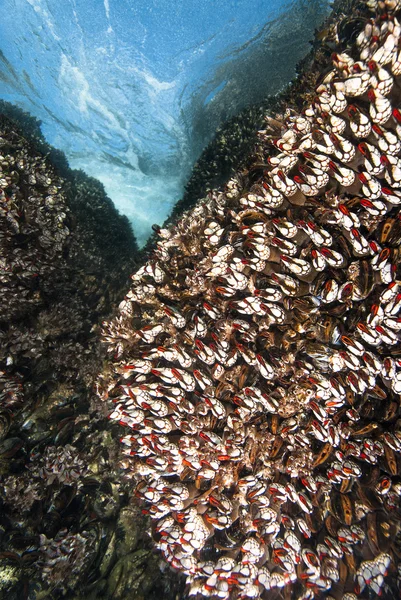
[167,1,351,222]
[0,106,183,599]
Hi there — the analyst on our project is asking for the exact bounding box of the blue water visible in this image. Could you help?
[0,0,329,246]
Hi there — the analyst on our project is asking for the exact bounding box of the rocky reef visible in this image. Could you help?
[99,1,401,598]
[2,0,401,598]
[0,105,184,599]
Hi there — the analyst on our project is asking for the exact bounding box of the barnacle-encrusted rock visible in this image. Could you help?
[100,1,401,598]
[0,106,166,598]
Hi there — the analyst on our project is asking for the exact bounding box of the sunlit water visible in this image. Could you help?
[0,0,329,246]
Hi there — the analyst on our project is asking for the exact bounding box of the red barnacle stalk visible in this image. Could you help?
[194,339,205,351]
[358,142,368,156]
[372,123,383,136]
[367,88,376,104]
[369,240,380,253]
[217,453,231,461]
[338,203,351,216]
[141,436,153,448]
[360,198,374,209]
[347,104,358,117]
[329,132,339,146]
[320,248,334,260]
[169,367,182,381]
[393,107,401,122]
[328,160,340,175]
[199,432,212,443]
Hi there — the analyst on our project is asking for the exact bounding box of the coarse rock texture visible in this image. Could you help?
[100,1,401,599]
[0,106,183,600]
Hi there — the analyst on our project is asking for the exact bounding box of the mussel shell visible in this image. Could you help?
[353,259,374,298]
[359,465,380,486]
[80,477,102,495]
[355,483,382,511]
[92,482,119,520]
[53,416,75,445]
[54,485,77,512]
[367,511,395,555]
[270,435,284,458]
[336,235,352,263]
[344,550,357,575]
[312,442,333,467]
[380,443,400,476]
[337,16,367,45]
[214,518,244,549]
[377,400,399,423]
[21,550,41,566]
[198,538,219,563]
[321,302,348,317]
[0,410,12,441]
[379,215,401,245]
[21,414,53,444]
[6,533,39,552]
[325,515,341,537]
[366,385,388,401]
[79,523,107,580]
[358,400,375,420]
[328,491,354,526]
[41,510,62,537]
[0,551,21,565]
[0,437,24,459]
[315,315,343,344]
[339,478,353,494]
[305,509,323,533]
[328,559,348,597]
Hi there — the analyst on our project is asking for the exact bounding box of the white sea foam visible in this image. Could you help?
[104,0,110,20]
[70,154,182,247]
[25,0,61,41]
[0,0,330,246]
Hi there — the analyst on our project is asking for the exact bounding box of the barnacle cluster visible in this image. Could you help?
[32,444,89,487]
[39,527,99,590]
[100,1,401,598]
[0,122,69,323]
